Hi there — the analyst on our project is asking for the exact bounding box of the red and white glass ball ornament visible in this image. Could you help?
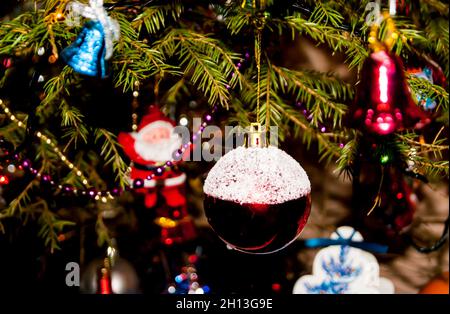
[203,140,311,254]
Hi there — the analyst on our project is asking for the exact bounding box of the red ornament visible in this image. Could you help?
[1,57,12,69]
[203,145,311,254]
[272,283,282,292]
[0,175,9,185]
[350,50,429,135]
[97,262,113,294]
[99,272,112,294]
[118,105,196,245]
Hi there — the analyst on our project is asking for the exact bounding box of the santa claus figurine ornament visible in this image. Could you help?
[118,105,196,245]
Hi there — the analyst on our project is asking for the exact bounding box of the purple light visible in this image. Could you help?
[205,114,212,122]
[237,63,242,68]
[339,143,344,148]
[133,179,144,188]
[22,160,30,168]
[111,187,121,196]
[245,52,250,59]
[226,84,230,89]
[320,126,326,132]
[192,134,197,141]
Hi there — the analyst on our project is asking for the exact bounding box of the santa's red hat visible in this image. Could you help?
[138,105,176,131]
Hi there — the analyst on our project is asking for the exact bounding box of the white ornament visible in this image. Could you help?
[204,146,311,205]
[293,226,395,294]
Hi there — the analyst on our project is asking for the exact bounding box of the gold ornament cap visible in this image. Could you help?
[246,123,266,148]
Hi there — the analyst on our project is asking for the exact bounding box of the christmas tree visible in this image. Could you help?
[0,0,448,295]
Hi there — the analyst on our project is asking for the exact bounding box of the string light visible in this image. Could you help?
[1,42,240,199]
[1,97,219,199]
[1,100,90,186]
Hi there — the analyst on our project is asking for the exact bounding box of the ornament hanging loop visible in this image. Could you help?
[368,11,399,52]
[64,0,120,60]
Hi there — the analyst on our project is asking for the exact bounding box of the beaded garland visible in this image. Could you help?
[0,50,251,200]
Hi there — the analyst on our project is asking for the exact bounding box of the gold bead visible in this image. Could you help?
[48,55,58,63]
[82,179,88,185]
[61,156,66,161]
[391,32,398,39]
[46,139,51,144]
[36,132,42,138]
[76,171,82,176]
[10,115,15,121]
[68,163,74,169]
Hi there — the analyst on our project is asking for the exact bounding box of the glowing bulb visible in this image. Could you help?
[378,123,390,132]
[179,117,188,126]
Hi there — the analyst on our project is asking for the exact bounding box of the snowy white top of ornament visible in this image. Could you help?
[204,146,311,204]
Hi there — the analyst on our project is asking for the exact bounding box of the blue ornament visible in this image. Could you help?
[61,21,108,78]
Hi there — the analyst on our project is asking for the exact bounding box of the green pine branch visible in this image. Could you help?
[94,128,129,188]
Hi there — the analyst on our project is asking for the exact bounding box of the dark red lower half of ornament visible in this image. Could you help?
[204,194,311,254]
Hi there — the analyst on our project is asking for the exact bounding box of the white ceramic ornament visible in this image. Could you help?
[293,226,394,294]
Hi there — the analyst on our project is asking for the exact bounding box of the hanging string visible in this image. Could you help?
[254,31,262,123]
[367,9,399,52]
[253,0,265,124]
[367,166,384,216]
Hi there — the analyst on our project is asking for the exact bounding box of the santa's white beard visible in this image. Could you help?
[134,135,182,162]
